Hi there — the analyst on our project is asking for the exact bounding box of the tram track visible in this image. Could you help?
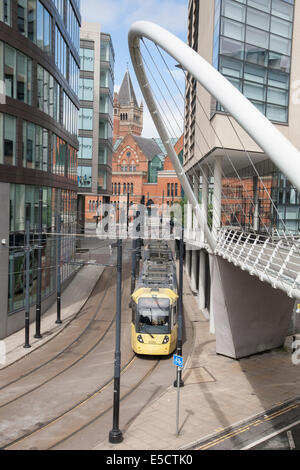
[0,240,177,450]
[0,265,117,409]
[3,355,162,450]
[0,242,152,449]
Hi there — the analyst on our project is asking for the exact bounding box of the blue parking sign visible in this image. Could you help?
[173,354,183,368]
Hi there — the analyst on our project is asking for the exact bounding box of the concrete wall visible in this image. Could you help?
[210,254,295,358]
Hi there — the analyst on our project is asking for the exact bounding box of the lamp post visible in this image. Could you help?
[34,187,43,339]
[174,226,184,388]
[109,238,123,444]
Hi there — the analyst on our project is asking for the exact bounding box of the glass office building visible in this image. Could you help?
[78,23,114,222]
[213,0,294,123]
[184,0,299,233]
[0,0,81,338]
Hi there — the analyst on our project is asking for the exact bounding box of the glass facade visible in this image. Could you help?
[23,120,48,171]
[78,31,114,197]
[0,0,10,25]
[1,41,32,105]
[8,184,77,313]
[213,0,294,122]
[0,112,16,165]
[80,47,94,72]
[52,134,78,180]
[17,0,52,55]
[79,77,94,101]
[66,0,80,51]
[0,0,81,325]
[53,0,64,19]
[69,52,80,95]
[37,64,60,121]
[79,136,93,159]
[63,91,79,135]
[55,25,67,78]
[78,165,92,188]
[79,107,93,130]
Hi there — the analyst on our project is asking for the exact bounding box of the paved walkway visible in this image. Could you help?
[95,271,300,451]
[0,263,104,369]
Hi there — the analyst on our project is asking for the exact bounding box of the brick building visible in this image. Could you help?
[85,69,183,222]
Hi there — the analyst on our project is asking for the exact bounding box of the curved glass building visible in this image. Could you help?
[0,0,81,338]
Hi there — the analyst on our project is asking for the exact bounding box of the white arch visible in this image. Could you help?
[128,21,300,250]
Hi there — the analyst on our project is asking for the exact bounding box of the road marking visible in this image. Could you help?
[198,425,251,450]
[287,430,296,450]
[195,401,300,450]
[241,420,300,450]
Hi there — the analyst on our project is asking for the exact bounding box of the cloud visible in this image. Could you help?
[82,0,187,34]
[124,0,188,34]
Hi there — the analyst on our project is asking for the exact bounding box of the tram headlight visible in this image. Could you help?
[137,335,144,343]
[162,336,169,344]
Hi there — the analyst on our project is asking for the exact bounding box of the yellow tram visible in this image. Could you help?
[131,241,178,355]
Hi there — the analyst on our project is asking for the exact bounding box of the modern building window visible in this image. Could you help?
[2,42,32,104]
[100,40,110,61]
[18,1,52,54]
[98,168,107,190]
[52,134,77,180]
[79,78,94,101]
[53,0,64,19]
[78,165,92,188]
[79,136,93,159]
[63,92,79,135]
[100,94,109,113]
[0,113,16,165]
[80,47,94,72]
[9,185,77,313]
[99,145,107,164]
[66,0,80,52]
[79,107,93,131]
[213,0,294,123]
[37,65,60,121]
[23,120,48,171]
[69,53,80,96]
[0,0,10,25]
[55,26,67,78]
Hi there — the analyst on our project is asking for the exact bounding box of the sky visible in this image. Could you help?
[81,0,188,137]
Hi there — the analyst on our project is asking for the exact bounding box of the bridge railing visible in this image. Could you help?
[214,226,300,299]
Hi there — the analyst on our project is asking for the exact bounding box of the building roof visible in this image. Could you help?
[118,69,139,107]
[113,138,123,151]
[132,135,164,162]
[153,138,179,156]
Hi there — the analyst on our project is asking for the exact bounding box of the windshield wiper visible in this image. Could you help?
[140,324,155,338]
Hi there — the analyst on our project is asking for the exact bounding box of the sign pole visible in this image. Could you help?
[176,365,180,436]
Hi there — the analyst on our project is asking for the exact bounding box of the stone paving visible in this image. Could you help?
[96,272,300,450]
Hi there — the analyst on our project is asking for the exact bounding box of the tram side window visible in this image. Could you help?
[132,302,136,323]
[173,305,177,327]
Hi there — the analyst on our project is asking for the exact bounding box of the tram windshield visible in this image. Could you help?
[137,298,170,334]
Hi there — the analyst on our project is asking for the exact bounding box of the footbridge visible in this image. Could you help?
[128,21,300,358]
